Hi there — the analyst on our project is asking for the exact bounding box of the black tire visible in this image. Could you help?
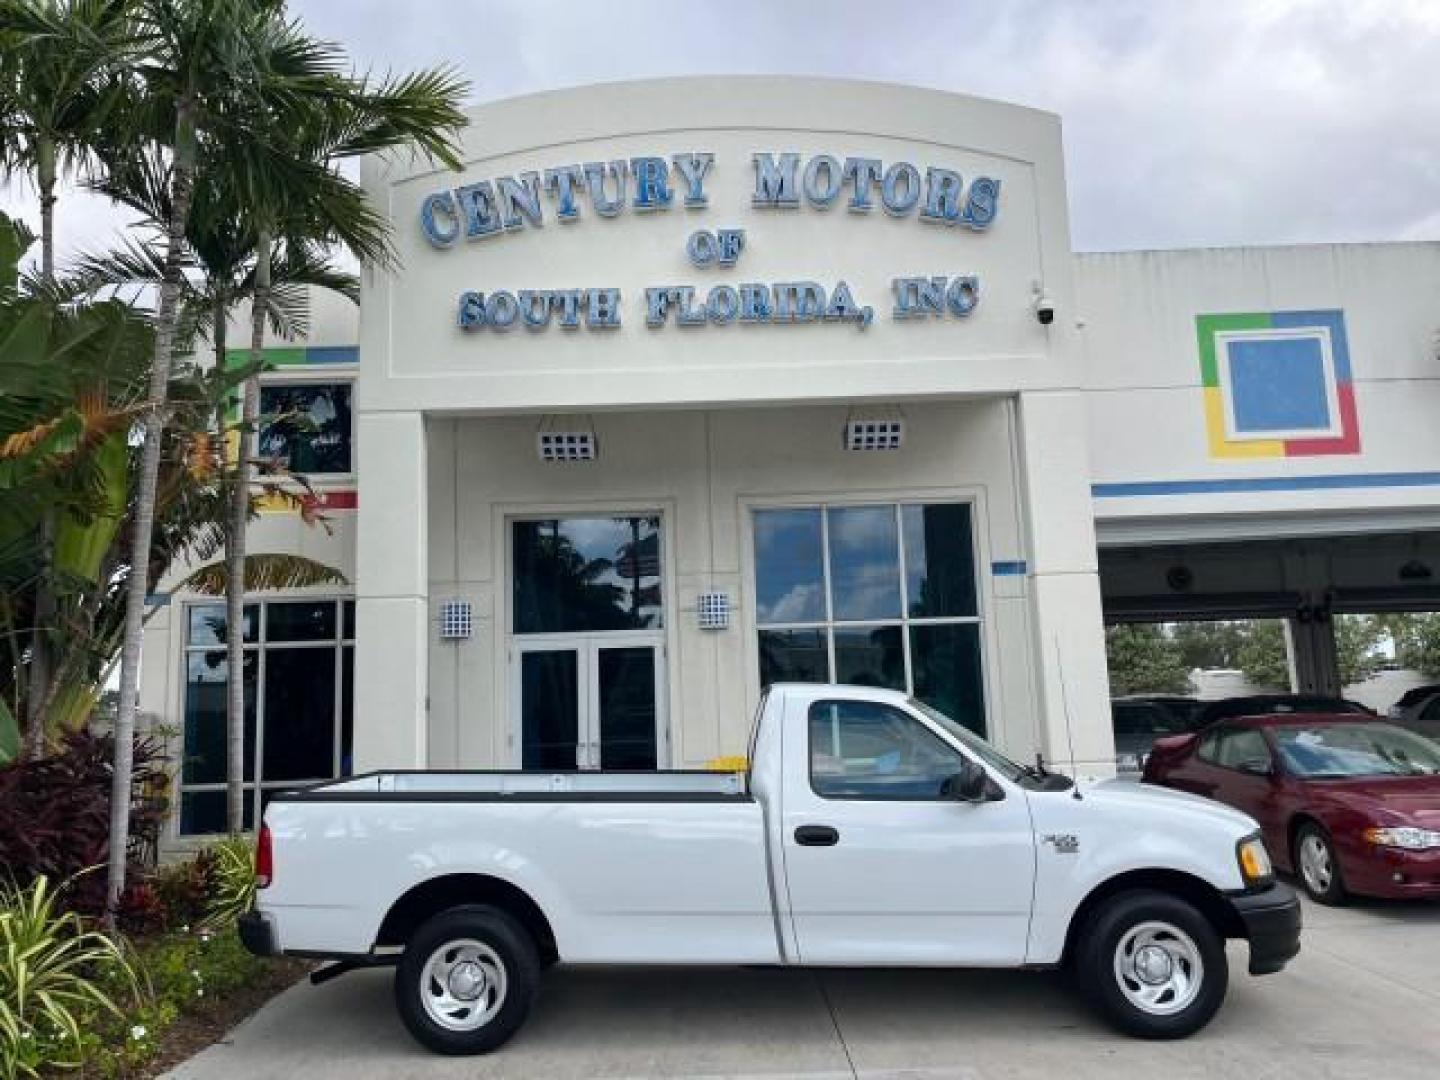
[1293,823,1347,905]
[393,904,540,1055]
[1075,889,1228,1039]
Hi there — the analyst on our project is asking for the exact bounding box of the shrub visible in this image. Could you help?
[0,876,138,1078]
[153,848,219,930]
[0,731,169,919]
[202,837,257,928]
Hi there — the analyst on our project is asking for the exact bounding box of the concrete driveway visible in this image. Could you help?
[168,894,1440,1080]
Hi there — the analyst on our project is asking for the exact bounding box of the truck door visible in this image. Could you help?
[780,696,1036,965]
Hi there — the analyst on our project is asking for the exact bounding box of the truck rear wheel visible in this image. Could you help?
[1076,889,1227,1039]
[394,904,540,1054]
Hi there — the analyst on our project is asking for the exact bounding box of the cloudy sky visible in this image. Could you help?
[4,0,1438,259]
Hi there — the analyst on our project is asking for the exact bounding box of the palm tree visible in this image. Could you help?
[213,19,464,832]
[99,0,369,917]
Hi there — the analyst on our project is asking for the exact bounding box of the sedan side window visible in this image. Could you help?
[1197,729,1225,763]
[1215,729,1274,773]
[809,700,965,799]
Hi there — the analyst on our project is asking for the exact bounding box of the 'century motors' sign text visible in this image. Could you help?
[418,153,1000,333]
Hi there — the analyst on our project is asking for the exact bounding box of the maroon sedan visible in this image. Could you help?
[1143,714,1440,904]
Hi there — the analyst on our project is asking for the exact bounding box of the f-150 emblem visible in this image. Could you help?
[1043,833,1079,854]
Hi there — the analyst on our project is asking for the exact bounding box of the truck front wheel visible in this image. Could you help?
[1076,890,1228,1039]
[394,904,540,1054]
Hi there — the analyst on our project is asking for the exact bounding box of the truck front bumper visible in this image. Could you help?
[238,910,280,957]
[1228,882,1302,975]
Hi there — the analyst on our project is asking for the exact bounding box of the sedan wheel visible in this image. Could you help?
[1294,824,1346,905]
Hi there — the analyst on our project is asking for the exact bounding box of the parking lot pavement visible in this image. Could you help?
[167,894,1440,1080]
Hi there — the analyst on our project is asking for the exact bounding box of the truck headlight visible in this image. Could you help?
[1237,834,1274,888]
[1364,826,1440,851]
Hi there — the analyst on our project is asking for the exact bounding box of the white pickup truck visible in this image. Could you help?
[240,684,1301,1053]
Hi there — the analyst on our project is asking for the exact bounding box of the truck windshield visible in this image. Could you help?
[910,699,1027,783]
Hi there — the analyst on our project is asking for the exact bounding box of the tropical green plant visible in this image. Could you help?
[0,874,138,1077]
[0,1,138,763]
[199,835,255,927]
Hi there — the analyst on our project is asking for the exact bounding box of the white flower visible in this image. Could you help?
[130,1025,147,1041]
[196,988,205,998]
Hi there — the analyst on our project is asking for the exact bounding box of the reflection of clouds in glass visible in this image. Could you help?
[828,506,895,547]
[761,583,823,624]
[835,563,902,621]
[306,394,336,425]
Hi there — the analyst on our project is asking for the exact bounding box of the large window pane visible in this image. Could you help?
[828,506,901,621]
[759,629,828,687]
[910,623,986,736]
[262,648,337,781]
[513,517,662,633]
[902,504,977,618]
[340,645,354,776]
[833,625,905,690]
[187,604,257,646]
[266,600,336,642]
[182,652,256,783]
[180,790,254,835]
[753,509,825,624]
[258,382,352,474]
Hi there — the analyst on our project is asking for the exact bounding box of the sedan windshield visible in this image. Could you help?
[1274,723,1440,779]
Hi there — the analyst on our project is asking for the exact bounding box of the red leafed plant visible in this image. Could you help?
[0,730,170,920]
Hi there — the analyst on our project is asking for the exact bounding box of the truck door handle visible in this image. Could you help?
[794,825,839,847]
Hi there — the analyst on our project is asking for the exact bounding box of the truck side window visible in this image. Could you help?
[809,700,965,799]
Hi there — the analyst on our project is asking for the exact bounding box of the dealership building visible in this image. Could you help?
[137,77,1440,839]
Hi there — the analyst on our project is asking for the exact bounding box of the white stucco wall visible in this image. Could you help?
[424,399,1071,769]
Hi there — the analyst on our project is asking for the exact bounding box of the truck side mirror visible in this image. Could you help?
[941,759,1002,803]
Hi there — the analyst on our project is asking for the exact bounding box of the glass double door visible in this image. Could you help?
[515,637,665,770]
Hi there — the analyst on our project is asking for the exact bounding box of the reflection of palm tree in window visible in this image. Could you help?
[613,517,661,618]
[515,522,655,633]
[259,384,352,473]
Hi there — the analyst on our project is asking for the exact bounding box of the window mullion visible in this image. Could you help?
[820,508,836,681]
[895,504,915,694]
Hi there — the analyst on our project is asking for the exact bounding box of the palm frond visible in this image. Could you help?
[176,552,346,595]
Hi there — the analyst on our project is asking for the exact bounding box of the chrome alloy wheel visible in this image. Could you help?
[420,938,508,1032]
[1112,920,1205,1017]
[1299,834,1334,896]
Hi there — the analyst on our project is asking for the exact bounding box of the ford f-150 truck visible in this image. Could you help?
[240,684,1301,1054]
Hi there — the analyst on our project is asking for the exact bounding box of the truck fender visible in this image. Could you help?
[1058,868,1245,965]
[374,872,561,966]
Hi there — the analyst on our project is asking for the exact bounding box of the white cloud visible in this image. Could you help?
[5,0,1436,265]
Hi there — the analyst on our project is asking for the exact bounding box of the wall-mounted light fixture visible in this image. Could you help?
[697,591,731,630]
[438,599,473,641]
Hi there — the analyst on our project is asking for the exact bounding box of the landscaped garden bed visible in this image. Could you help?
[0,734,308,1079]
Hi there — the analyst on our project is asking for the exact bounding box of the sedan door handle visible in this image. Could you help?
[794,825,840,847]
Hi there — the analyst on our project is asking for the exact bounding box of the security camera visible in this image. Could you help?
[1034,292,1056,326]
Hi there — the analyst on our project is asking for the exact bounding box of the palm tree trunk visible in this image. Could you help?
[24,141,59,760]
[38,137,56,284]
[107,97,198,921]
[226,227,269,835]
